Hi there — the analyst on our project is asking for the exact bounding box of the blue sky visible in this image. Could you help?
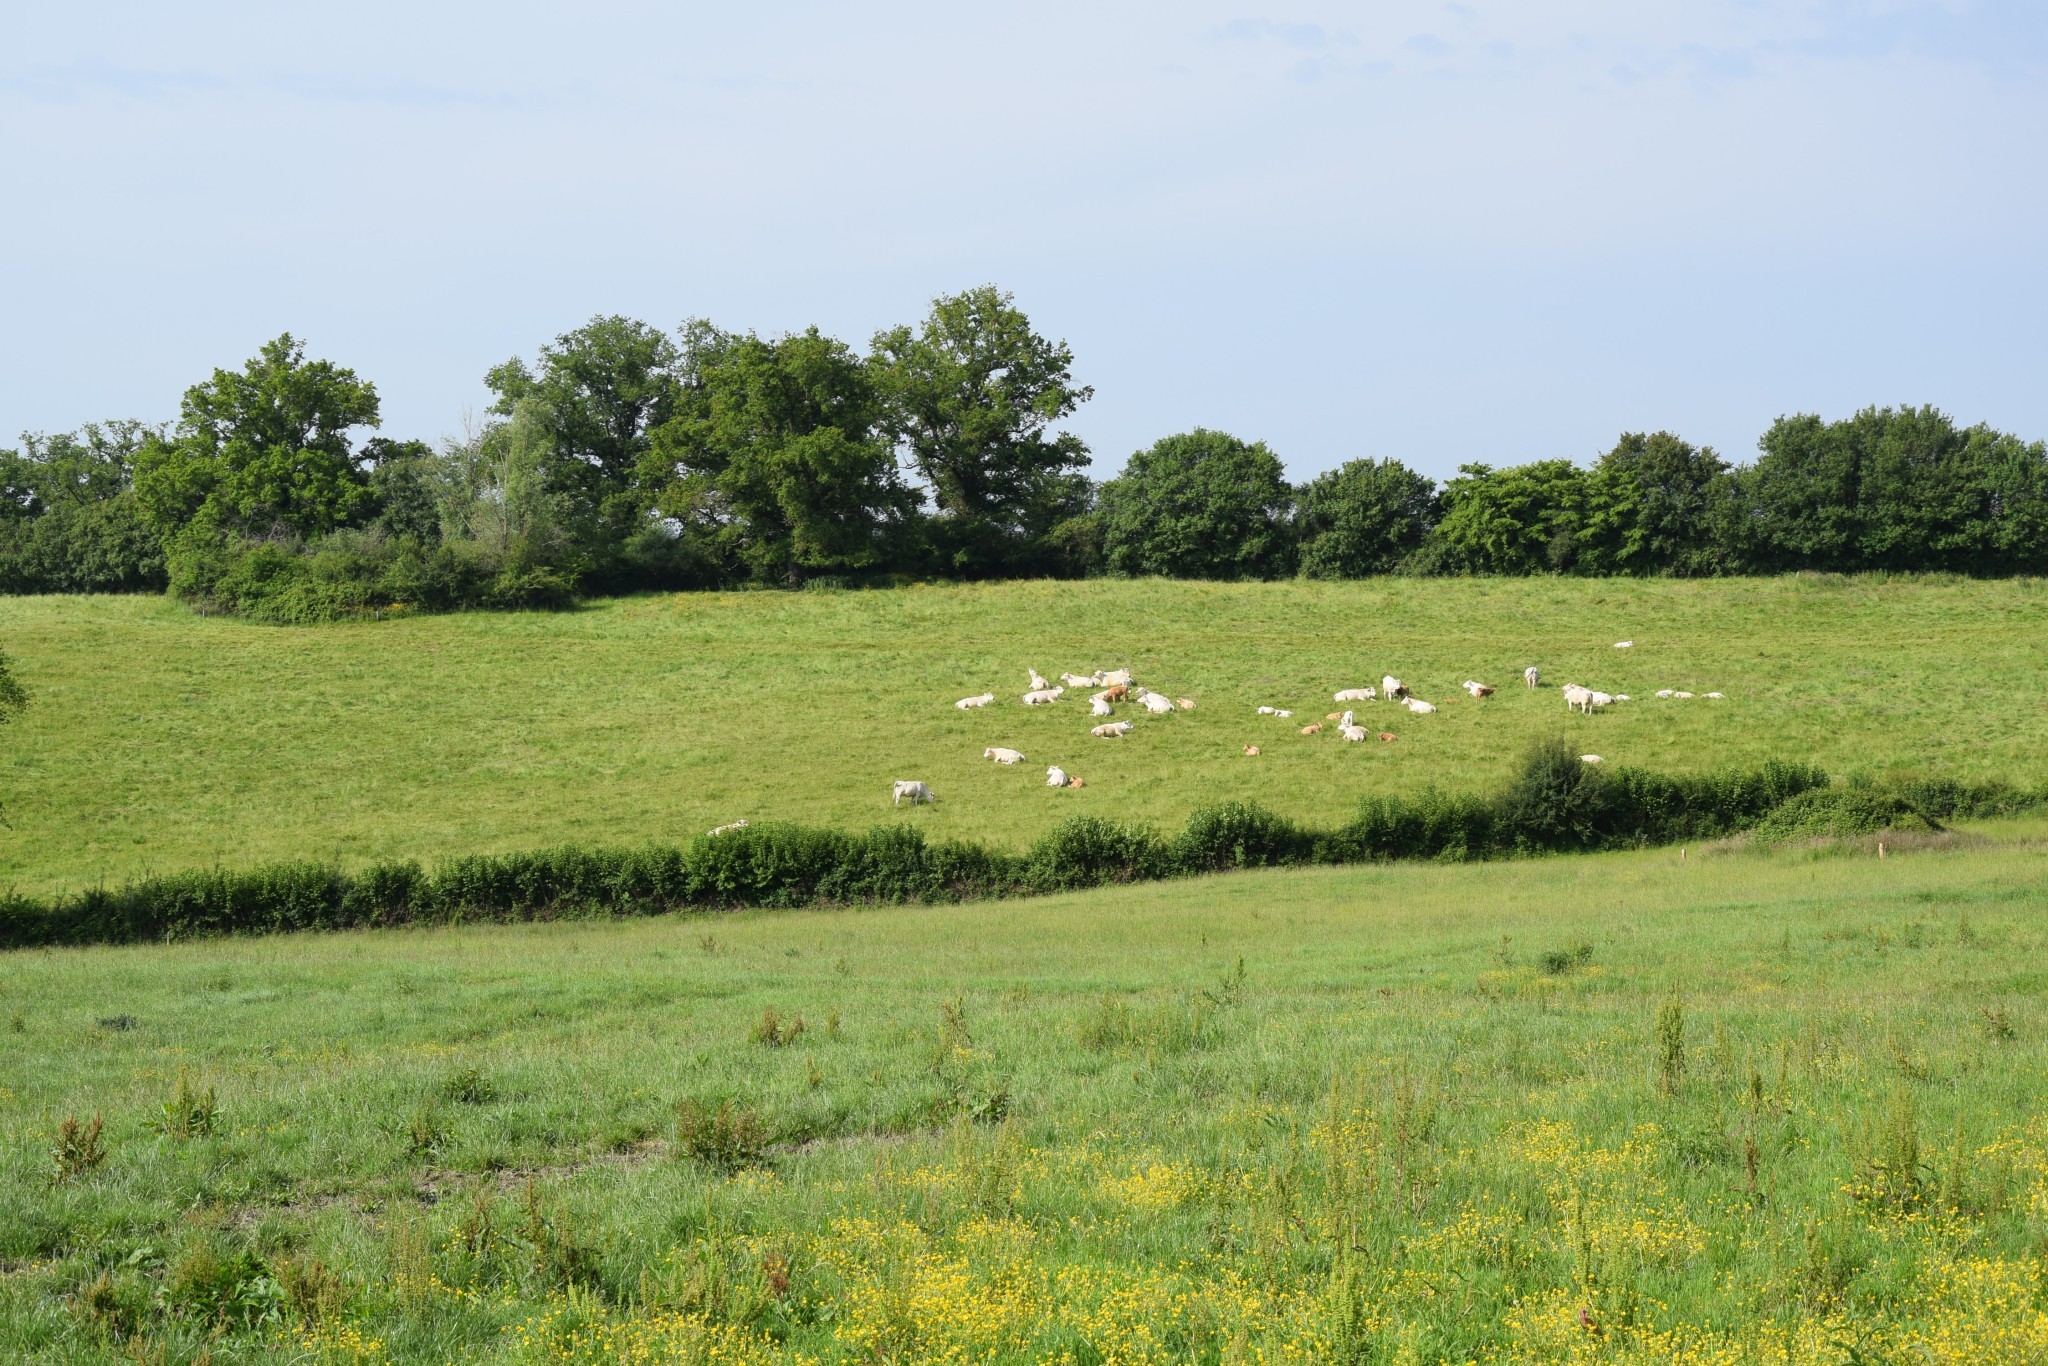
[3,2,2043,481]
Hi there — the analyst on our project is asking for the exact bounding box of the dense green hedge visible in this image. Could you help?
[1,746,2034,951]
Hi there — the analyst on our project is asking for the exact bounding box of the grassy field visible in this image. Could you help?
[4,576,2048,897]
[3,821,2047,1361]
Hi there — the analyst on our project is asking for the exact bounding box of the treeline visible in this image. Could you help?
[5,288,2047,619]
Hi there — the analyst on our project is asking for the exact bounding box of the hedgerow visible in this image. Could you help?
[1,746,2033,951]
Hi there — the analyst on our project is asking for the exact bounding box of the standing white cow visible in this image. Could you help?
[1382,675,1407,699]
[892,780,935,805]
[1525,666,1541,689]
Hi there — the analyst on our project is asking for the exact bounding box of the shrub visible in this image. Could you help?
[675,1099,770,1170]
[1025,816,1168,891]
[1171,802,1311,873]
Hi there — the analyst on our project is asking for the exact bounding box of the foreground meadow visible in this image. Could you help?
[4,824,2048,1361]
[4,576,2048,896]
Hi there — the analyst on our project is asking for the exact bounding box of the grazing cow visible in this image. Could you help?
[984,747,1026,764]
[1334,688,1375,702]
[708,820,750,837]
[1137,691,1175,714]
[1525,666,1541,689]
[1403,697,1437,714]
[1562,684,1594,714]
[1092,721,1134,738]
[1382,675,1407,698]
[1300,722,1322,735]
[1046,766,1069,788]
[955,692,995,710]
[1028,669,1051,691]
[1023,687,1064,705]
[1462,680,1495,698]
[1340,725,1368,742]
[1091,697,1114,716]
[1378,732,1397,742]
[893,780,936,805]
[1580,755,1603,765]
[1176,698,1196,711]
[1243,744,1261,756]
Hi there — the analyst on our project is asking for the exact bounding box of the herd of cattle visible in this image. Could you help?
[864,644,1727,808]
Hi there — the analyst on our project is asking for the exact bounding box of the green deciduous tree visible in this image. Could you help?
[871,287,1093,576]
[1098,430,1295,580]
[1737,406,2048,574]
[1579,432,1732,576]
[647,323,912,586]
[134,334,382,541]
[1295,458,1437,578]
[0,423,167,593]
[1430,460,1591,574]
[485,316,678,528]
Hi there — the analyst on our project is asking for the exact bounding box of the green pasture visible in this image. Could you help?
[4,823,2048,1360]
[3,576,2046,898]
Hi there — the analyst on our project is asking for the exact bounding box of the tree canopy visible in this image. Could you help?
[872,286,1093,576]
[1098,429,1295,580]
[133,334,381,541]
[1296,458,1437,579]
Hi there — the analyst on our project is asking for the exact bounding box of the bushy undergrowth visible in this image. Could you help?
[3,747,2033,950]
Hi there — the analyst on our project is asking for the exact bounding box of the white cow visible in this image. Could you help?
[1045,766,1069,788]
[1705,692,1725,699]
[1655,689,1675,699]
[1090,697,1114,716]
[954,692,995,710]
[1382,675,1407,698]
[1403,697,1437,714]
[1672,691,1693,700]
[1340,724,1368,742]
[893,780,936,805]
[1339,709,1354,728]
[1028,669,1051,691]
[1022,687,1064,705]
[1562,684,1594,714]
[1525,666,1541,689]
[707,820,750,837]
[1462,680,1495,698]
[1334,687,1375,702]
[1097,668,1133,687]
[984,747,1026,765]
[1256,705,1280,714]
[1137,691,1175,714]
[1092,721,1133,738]
[1614,641,1633,649]
[1059,673,1094,689]
[1579,755,1603,765]
[1588,691,1615,708]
